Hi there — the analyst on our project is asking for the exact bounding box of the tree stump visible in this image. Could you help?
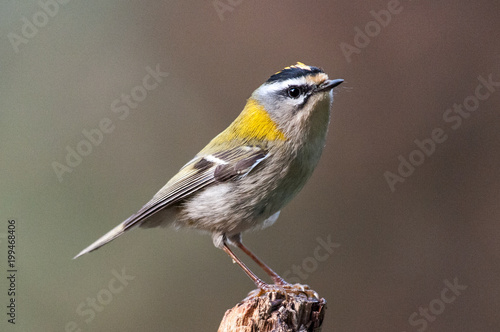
[218,285,326,332]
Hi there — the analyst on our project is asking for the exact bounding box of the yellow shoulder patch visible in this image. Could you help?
[217,98,286,142]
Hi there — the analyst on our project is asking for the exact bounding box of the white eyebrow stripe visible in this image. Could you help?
[205,154,228,165]
[263,77,309,93]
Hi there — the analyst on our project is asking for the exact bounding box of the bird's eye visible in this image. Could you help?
[287,86,301,99]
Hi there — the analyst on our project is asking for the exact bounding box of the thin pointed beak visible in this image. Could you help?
[316,79,344,92]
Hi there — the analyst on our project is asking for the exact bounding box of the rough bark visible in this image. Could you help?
[218,285,326,332]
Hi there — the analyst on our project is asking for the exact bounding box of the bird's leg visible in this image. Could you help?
[231,240,321,299]
[222,242,270,290]
[232,239,288,286]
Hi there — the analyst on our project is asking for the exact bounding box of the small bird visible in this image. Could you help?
[74,63,343,290]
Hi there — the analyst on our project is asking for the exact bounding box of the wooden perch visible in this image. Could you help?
[218,285,326,332]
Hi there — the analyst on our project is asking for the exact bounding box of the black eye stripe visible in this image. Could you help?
[282,84,311,99]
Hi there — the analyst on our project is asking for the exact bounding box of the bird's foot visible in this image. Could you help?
[247,283,319,300]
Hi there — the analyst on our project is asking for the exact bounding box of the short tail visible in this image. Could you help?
[73,221,128,259]
[73,209,148,259]
[73,196,175,259]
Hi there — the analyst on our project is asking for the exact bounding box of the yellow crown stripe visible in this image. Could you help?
[218,98,286,142]
[274,62,311,75]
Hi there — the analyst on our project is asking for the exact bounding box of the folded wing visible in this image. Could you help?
[73,145,268,258]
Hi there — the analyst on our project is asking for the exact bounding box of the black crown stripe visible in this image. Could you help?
[266,65,324,84]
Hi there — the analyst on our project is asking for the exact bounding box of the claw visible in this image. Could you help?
[247,283,320,300]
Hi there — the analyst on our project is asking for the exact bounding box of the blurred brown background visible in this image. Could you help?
[1,1,499,331]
